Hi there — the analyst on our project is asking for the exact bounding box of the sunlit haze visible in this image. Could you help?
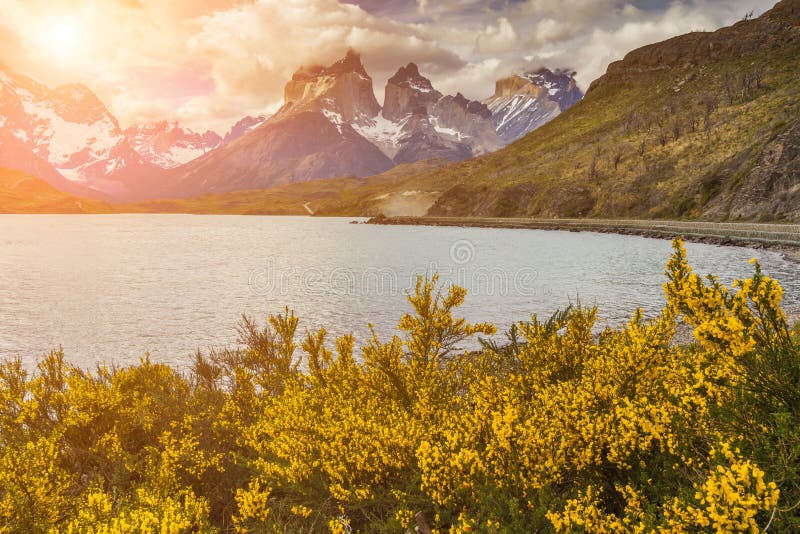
[0,0,775,132]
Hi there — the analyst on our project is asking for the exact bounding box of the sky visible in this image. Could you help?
[0,0,774,133]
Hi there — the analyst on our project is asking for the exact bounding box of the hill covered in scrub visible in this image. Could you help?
[167,0,799,221]
[378,0,800,220]
[2,242,799,531]
[0,167,109,213]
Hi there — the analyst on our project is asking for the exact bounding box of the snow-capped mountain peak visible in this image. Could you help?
[0,63,149,195]
[222,115,267,145]
[123,121,223,169]
[389,63,437,94]
[483,67,583,143]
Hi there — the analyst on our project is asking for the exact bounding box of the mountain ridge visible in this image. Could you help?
[158,51,548,199]
[151,0,800,222]
[1,49,581,202]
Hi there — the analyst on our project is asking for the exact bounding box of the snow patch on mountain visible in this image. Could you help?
[22,97,123,166]
[352,112,407,158]
[321,108,345,134]
[483,68,583,143]
[124,121,222,169]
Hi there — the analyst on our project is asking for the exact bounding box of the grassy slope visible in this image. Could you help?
[126,159,451,215]
[0,168,110,214]
[132,8,800,220]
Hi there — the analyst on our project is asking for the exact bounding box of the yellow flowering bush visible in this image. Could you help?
[0,240,797,532]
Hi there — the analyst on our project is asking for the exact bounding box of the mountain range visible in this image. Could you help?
[0,53,580,201]
[0,67,156,198]
[158,51,582,199]
[5,1,797,221]
[135,0,799,222]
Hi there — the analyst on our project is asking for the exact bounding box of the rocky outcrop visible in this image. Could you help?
[705,117,800,220]
[430,93,499,152]
[283,49,380,126]
[356,64,503,164]
[589,0,800,92]
[483,69,583,143]
[222,115,267,145]
[382,63,442,121]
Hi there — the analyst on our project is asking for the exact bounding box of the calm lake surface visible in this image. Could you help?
[1,215,798,369]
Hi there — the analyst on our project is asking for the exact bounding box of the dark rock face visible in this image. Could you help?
[375,65,503,162]
[382,63,442,121]
[284,49,381,124]
[483,68,583,144]
[705,117,800,220]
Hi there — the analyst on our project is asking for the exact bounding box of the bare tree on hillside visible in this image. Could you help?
[723,73,737,105]
[589,146,602,181]
[687,113,697,134]
[612,145,625,170]
[624,106,638,134]
[701,94,719,132]
[753,65,765,89]
[672,118,682,141]
[658,124,669,147]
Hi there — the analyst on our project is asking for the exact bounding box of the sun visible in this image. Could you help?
[33,16,85,59]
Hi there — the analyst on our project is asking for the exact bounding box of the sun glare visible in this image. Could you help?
[35,16,84,59]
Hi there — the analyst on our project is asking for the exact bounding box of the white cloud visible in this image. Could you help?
[474,17,519,54]
[0,0,778,131]
[188,0,464,127]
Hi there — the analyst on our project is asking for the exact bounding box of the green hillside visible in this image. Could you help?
[0,168,110,214]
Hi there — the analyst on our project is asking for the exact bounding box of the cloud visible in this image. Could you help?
[0,0,777,132]
[188,0,465,124]
[514,0,771,88]
[474,17,519,54]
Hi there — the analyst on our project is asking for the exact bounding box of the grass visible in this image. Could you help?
[0,168,110,214]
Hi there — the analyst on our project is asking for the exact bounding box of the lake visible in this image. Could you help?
[1,215,798,369]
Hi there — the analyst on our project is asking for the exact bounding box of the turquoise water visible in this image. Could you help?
[1,215,797,368]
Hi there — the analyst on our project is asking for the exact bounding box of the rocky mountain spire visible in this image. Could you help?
[283,49,380,125]
[382,63,442,121]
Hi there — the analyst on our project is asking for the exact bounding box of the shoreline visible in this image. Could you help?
[367,216,800,262]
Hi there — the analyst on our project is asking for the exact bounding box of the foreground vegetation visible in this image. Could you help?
[1,240,799,532]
